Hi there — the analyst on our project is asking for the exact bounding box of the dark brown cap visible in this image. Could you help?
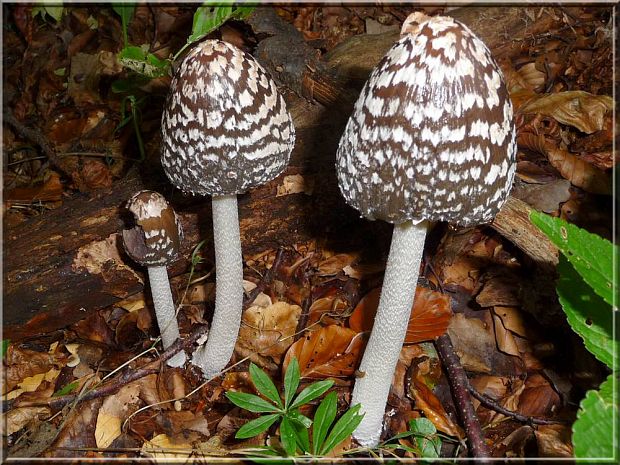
[122,190,183,266]
[161,40,295,196]
[336,13,517,226]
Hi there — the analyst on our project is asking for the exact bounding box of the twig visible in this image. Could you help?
[468,386,566,426]
[243,247,286,306]
[5,325,208,412]
[293,294,312,341]
[3,108,69,177]
[435,333,491,460]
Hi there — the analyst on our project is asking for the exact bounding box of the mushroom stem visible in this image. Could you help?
[351,220,428,447]
[147,265,186,368]
[192,194,244,378]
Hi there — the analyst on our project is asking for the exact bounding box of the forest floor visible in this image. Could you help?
[2,4,615,461]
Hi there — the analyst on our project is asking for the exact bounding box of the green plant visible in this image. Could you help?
[531,211,618,461]
[226,358,364,457]
[32,3,65,23]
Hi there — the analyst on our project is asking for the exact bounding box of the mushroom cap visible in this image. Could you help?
[336,13,517,226]
[122,190,183,266]
[161,40,295,196]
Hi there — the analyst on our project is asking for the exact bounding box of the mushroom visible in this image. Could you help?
[122,190,186,368]
[336,13,517,446]
[160,40,295,378]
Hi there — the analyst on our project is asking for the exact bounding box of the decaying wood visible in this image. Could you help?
[4,6,563,340]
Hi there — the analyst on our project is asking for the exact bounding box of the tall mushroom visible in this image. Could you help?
[160,40,295,378]
[122,190,186,368]
[336,13,517,446]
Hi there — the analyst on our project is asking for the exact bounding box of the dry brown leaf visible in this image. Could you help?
[317,253,359,276]
[511,178,571,213]
[47,398,102,457]
[518,374,561,417]
[492,307,528,338]
[95,383,141,448]
[535,424,573,457]
[520,91,613,134]
[349,287,452,343]
[1,406,51,436]
[283,325,364,379]
[307,295,348,326]
[447,313,494,373]
[492,312,520,357]
[4,171,63,204]
[141,433,192,460]
[3,344,61,395]
[236,301,301,364]
[410,378,464,439]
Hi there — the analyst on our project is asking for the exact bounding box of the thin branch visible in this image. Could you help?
[243,247,286,306]
[468,386,566,426]
[435,333,492,460]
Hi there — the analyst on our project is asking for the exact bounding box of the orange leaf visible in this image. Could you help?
[349,287,452,343]
[410,378,464,439]
[283,325,364,379]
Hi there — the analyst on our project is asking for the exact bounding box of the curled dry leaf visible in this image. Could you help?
[519,91,613,134]
[235,301,301,364]
[518,132,612,195]
[307,295,349,326]
[492,311,521,357]
[349,287,452,343]
[3,345,61,395]
[1,406,51,436]
[535,424,573,457]
[283,325,364,379]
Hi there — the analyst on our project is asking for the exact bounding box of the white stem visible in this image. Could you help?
[192,194,244,378]
[147,265,186,368]
[351,220,428,447]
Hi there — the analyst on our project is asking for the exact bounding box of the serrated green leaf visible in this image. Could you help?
[235,413,280,439]
[279,417,297,456]
[1,340,10,359]
[312,391,337,455]
[409,418,442,458]
[52,381,79,397]
[226,391,281,413]
[320,403,364,455]
[249,363,283,408]
[573,374,618,460]
[289,380,334,410]
[557,255,616,368]
[283,358,300,409]
[530,211,615,306]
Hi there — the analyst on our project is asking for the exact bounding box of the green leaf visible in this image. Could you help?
[557,255,616,368]
[289,380,334,410]
[1,340,10,359]
[279,417,297,456]
[189,5,232,43]
[573,374,618,460]
[287,409,312,429]
[530,211,615,306]
[52,381,79,397]
[312,391,337,455]
[44,6,64,22]
[118,45,169,78]
[249,363,283,408]
[283,358,300,409]
[112,3,135,46]
[409,418,442,458]
[320,403,364,455]
[225,391,281,413]
[290,418,311,454]
[235,414,280,439]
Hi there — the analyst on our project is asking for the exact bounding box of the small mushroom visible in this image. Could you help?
[336,13,517,446]
[122,190,186,368]
[160,40,295,377]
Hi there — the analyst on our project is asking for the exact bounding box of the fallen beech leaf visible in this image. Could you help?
[276,174,314,196]
[1,406,50,436]
[511,179,571,213]
[520,91,613,134]
[535,424,573,457]
[492,312,521,357]
[236,301,301,364]
[492,307,528,338]
[410,378,464,439]
[3,345,58,394]
[48,398,102,457]
[141,433,192,459]
[95,384,140,448]
[349,287,452,343]
[518,374,561,417]
[283,325,364,378]
[317,253,359,276]
[4,368,60,401]
[518,132,611,195]
[3,171,63,204]
[307,295,348,326]
[447,313,494,374]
